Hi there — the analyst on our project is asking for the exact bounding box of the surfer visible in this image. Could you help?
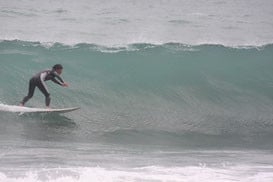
[20,64,68,108]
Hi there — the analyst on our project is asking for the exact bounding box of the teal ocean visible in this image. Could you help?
[1,0,273,181]
[1,41,273,140]
[1,40,273,181]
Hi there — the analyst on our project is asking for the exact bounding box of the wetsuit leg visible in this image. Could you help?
[21,79,36,105]
[36,82,51,106]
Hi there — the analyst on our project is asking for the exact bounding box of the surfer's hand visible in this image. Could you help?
[62,82,68,87]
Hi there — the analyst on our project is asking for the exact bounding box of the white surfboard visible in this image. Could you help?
[0,104,80,114]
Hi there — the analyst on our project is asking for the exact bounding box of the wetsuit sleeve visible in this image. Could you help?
[55,74,64,84]
[51,78,63,85]
[51,71,64,85]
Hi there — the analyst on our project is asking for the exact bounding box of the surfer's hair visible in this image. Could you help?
[52,64,63,70]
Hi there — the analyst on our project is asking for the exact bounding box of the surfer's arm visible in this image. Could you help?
[51,71,65,85]
[54,73,64,83]
[53,76,68,87]
[51,71,68,87]
[51,77,63,85]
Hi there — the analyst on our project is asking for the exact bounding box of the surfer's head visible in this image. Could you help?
[52,64,63,75]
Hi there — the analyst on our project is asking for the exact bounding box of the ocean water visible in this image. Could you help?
[1,0,273,181]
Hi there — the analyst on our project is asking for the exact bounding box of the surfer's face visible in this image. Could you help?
[56,68,62,75]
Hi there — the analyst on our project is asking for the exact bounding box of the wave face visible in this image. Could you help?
[1,40,273,148]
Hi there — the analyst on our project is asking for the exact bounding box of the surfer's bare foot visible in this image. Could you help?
[19,103,23,106]
[46,106,51,109]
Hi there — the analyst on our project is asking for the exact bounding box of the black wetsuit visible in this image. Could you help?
[21,69,64,106]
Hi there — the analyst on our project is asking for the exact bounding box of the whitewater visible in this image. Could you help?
[1,0,273,181]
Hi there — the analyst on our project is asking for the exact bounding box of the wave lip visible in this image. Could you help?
[1,39,272,53]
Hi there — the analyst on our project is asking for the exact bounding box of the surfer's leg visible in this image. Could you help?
[37,82,50,107]
[20,79,35,105]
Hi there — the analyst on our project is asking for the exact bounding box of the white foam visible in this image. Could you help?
[0,165,273,182]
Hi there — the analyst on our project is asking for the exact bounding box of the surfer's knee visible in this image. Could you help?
[45,95,51,106]
[44,92,50,97]
[27,93,34,98]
